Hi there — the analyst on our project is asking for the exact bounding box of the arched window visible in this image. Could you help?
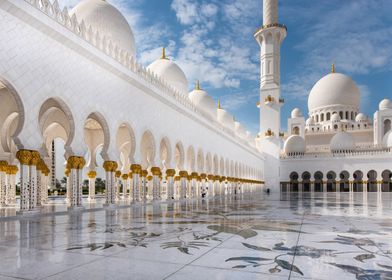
[326,112,331,121]
[292,126,300,135]
[339,111,343,119]
[334,124,338,130]
[345,111,349,119]
[384,119,391,136]
[316,115,319,122]
[321,114,324,122]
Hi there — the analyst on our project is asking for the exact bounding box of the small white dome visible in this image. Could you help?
[217,108,234,130]
[355,113,367,123]
[189,86,216,119]
[306,117,315,126]
[284,135,306,155]
[331,113,341,122]
[330,132,355,151]
[383,131,392,148]
[291,108,303,118]
[148,56,189,94]
[71,0,136,57]
[308,73,360,112]
[379,99,392,111]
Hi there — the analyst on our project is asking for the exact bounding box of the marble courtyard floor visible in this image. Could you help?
[0,192,392,279]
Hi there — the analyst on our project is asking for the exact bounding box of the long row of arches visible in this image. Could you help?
[0,76,263,213]
[283,170,392,192]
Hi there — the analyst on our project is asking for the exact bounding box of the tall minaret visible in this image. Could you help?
[254,0,287,188]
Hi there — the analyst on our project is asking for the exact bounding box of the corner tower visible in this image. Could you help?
[254,0,287,188]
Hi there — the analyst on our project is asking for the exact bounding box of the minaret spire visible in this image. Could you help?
[254,0,287,188]
[263,0,278,25]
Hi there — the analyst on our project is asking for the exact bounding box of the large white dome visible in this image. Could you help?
[71,0,136,57]
[284,135,306,155]
[330,132,355,152]
[308,73,360,112]
[147,55,188,94]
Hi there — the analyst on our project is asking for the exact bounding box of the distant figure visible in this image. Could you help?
[266,188,270,194]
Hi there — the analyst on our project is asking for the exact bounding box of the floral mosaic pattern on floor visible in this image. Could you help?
[0,192,392,279]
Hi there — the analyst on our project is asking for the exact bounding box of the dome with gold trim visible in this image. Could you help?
[147,48,189,94]
[308,66,360,113]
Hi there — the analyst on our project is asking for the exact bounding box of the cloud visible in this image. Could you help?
[171,0,199,25]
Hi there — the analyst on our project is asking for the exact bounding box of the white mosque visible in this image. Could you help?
[0,0,391,214]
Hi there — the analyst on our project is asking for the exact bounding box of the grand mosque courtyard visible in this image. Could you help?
[0,192,391,280]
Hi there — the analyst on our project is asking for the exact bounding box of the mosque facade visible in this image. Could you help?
[0,0,391,214]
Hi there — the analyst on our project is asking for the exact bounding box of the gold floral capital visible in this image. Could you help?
[68,156,85,170]
[179,171,188,178]
[200,173,207,180]
[0,161,8,172]
[141,170,148,178]
[166,169,176,177]
[115,171,121,178]
[30,151,41,166]
[121,174,128,180]
[16,150,32,166]
[103,161,117,172]
[131,164,142,174]
[151,167,161,176]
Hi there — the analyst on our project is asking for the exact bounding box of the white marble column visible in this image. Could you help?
[121,174,129,200]
[6,165,18,205]
[115,171,121,201]
[207,175,214,197]
[0,161,8,207]
[166,169,175,200]
[87,170,97,201]
[65,169,71,203]
[179,171,188,199]
[36,168,42,207]
[131,164,142,202]
[41,172,49,204]
[141,170,148,201]
[103,161,117,206]
[67,156,86,209]
[28,151,41,211]
[151,167,161,201]
[17,151,31,213]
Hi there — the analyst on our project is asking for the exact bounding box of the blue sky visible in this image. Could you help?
[63,0,392,134]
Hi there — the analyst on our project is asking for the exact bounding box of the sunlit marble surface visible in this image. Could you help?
[0,192,392,279]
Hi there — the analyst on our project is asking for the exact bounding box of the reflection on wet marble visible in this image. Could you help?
[0,192,392,279]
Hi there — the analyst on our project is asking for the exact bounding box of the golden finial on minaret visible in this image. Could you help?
[218,98,221,109]
[331,63,335,73]
[195,80,201,90]
[161,47,167,59]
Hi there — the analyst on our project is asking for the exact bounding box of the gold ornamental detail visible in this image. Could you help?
[166,169,176,177]
[87,171,97,179]
[131,164,142,174]
[0,161,8,172]
[16,150,32,165]
[151,167,161,176]
[179,171,188,178]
